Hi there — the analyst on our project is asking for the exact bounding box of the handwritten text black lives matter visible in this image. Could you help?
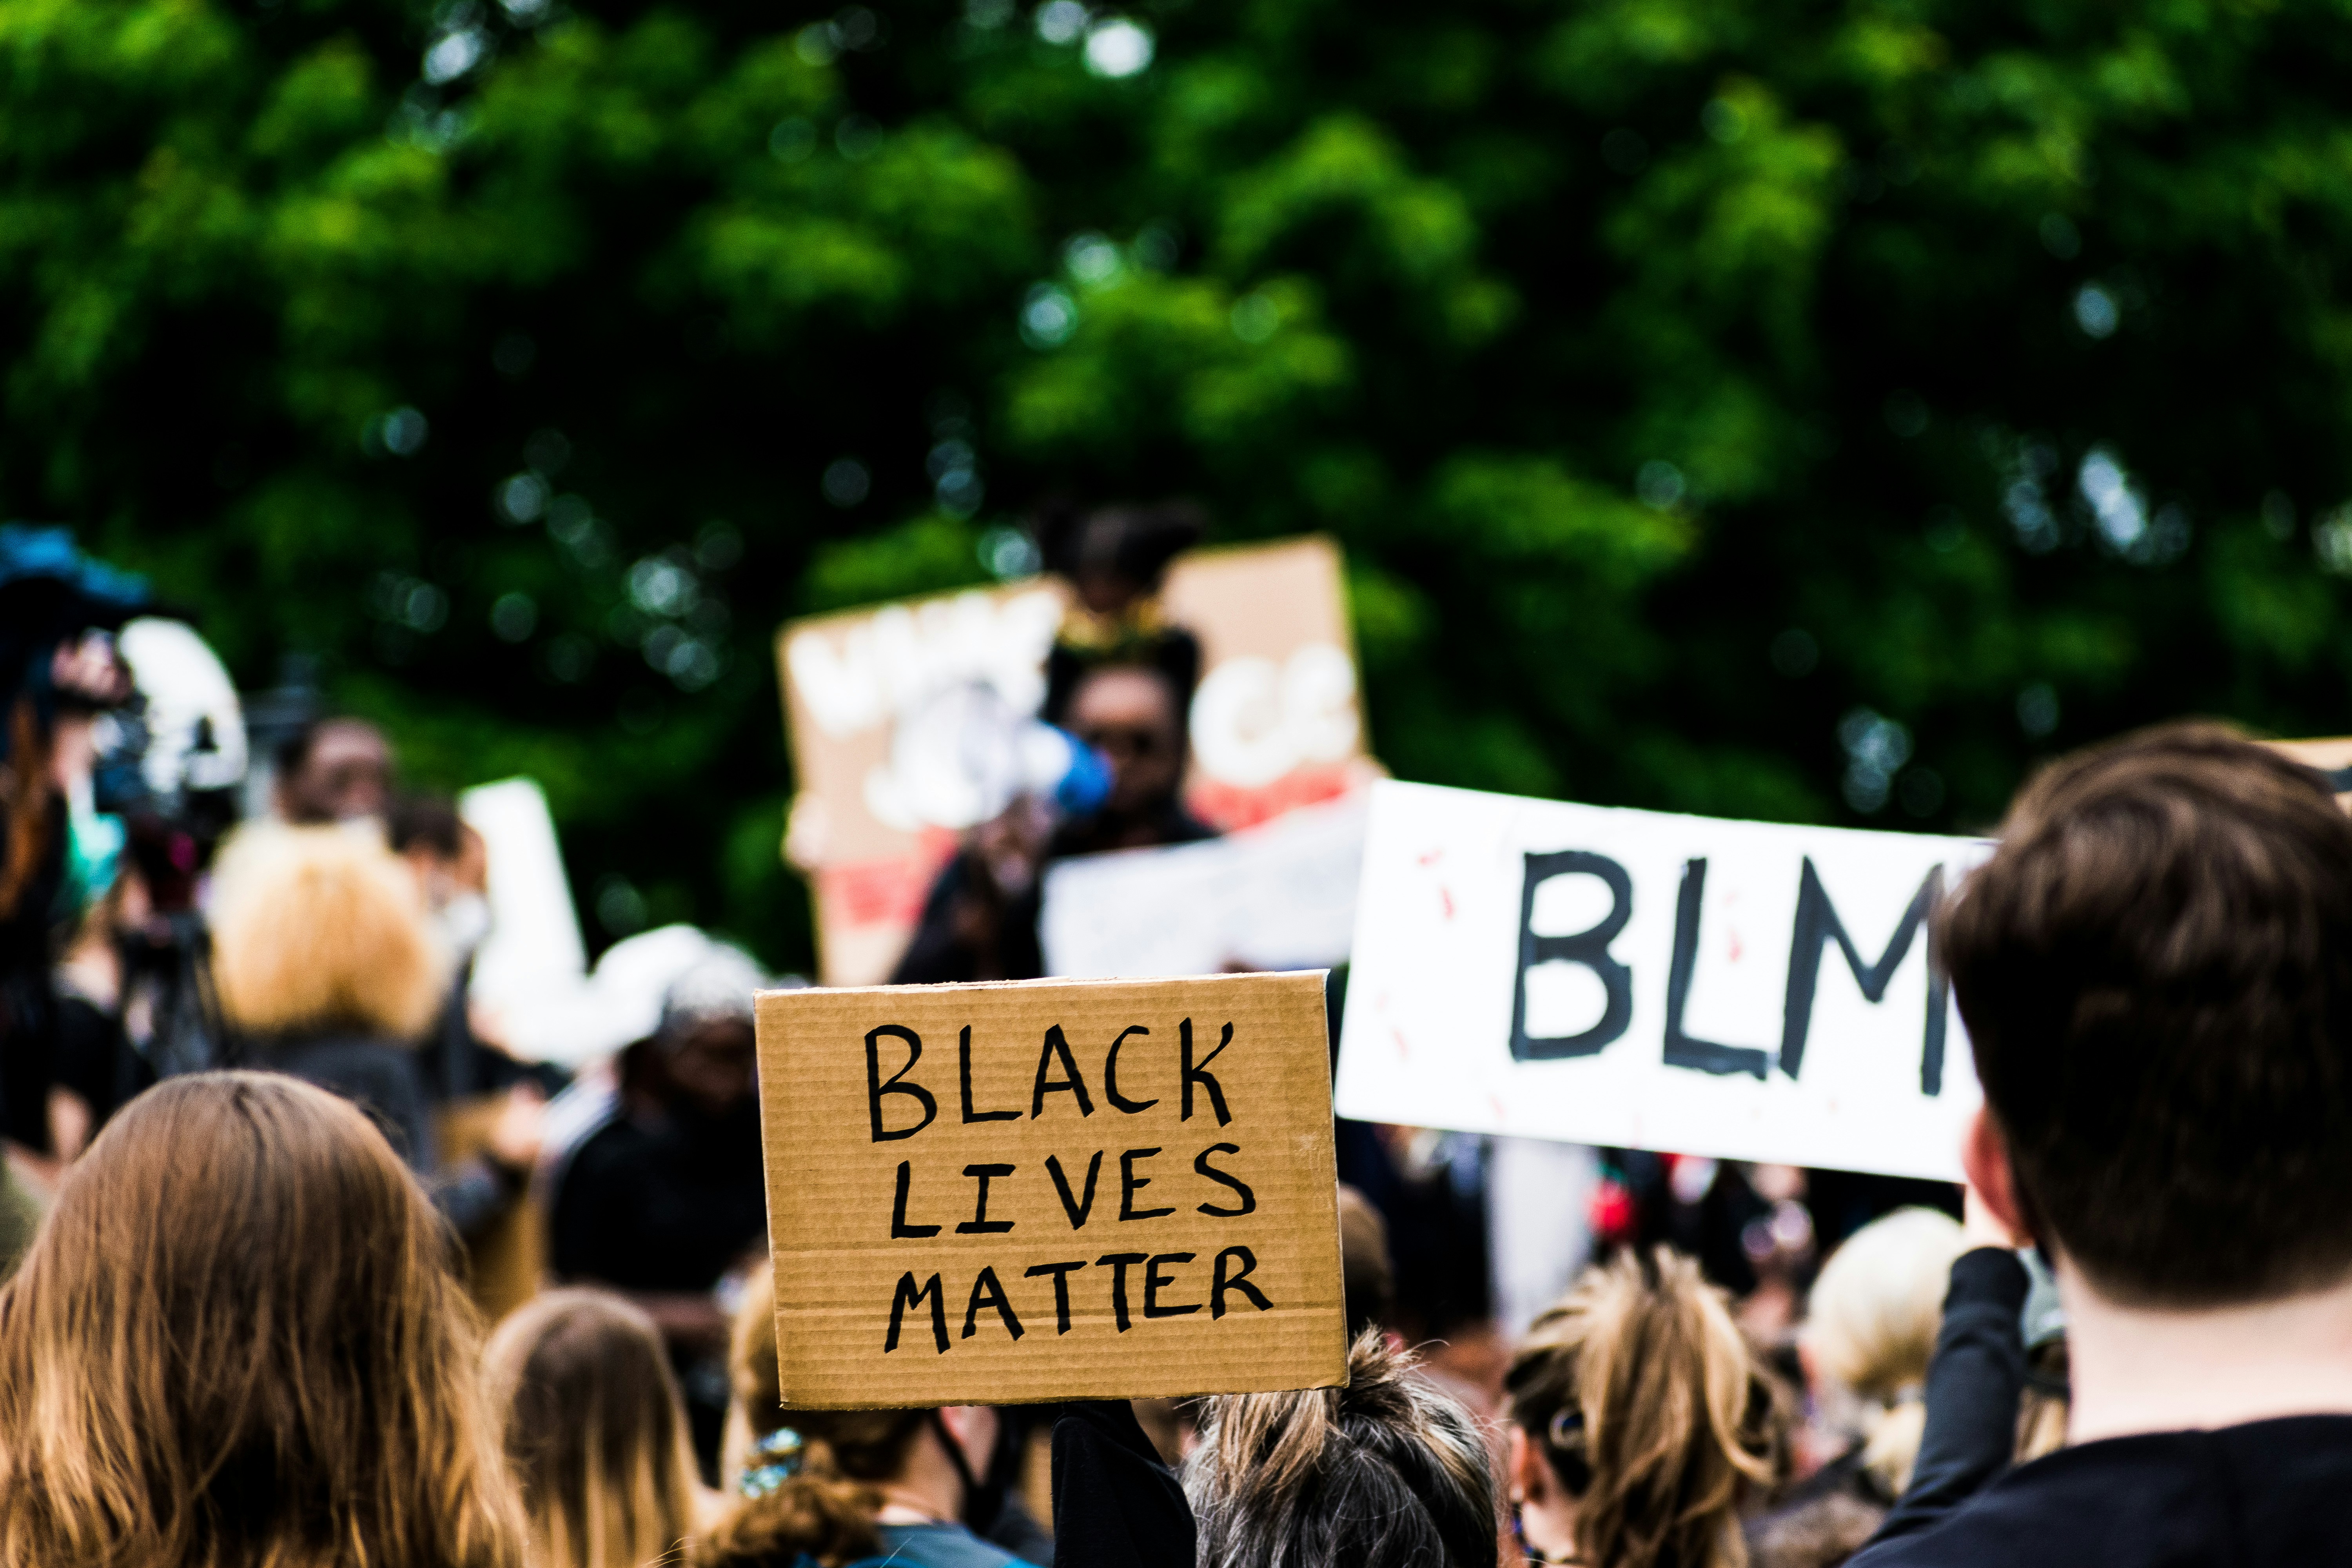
[861,1015,1272,1357]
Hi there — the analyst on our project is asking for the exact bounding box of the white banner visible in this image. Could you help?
[1334,781,1989,1180]
[1039,795,1367,979]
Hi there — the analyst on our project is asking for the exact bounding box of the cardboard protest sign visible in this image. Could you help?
[774,536,1373,985]
[755,971,1347,1408]
[1038,795,1368,979]
[1334,781,1989,1181]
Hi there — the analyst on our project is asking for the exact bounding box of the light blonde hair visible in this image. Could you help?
[1506,1247,1775,1568]
[1804,1207,1967,1497]
[482,1289,703,1568]
[211,824,447,1040]
[0,1070,524,1568]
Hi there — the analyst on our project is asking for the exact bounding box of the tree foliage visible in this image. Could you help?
[5,0,2352,969]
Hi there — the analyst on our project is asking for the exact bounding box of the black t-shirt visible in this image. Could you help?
[1852,1413,2352,1568]
[549,1098,767,1293]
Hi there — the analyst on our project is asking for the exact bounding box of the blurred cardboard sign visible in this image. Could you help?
[774,536,1369,986]
[1335,781,1990,1181]
[1039,795,1368,979]
[2265,738,2352,805]
[755,971,1346,1408]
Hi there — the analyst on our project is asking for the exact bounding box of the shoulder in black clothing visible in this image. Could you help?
[1851,1414,2352,1568]
[548,1101,766,1295]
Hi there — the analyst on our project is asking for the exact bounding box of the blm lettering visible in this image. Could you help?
[1510,852,1951,1094]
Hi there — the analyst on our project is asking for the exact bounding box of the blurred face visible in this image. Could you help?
[664,1017,757,1119]
[281,721,392,825]
[1066,666,1183,818]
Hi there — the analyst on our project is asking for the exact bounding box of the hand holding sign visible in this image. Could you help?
[756,971,1346,1408]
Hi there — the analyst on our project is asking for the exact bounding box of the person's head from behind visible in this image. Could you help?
[699,1263,1000,1568]
[483,1288,702,1568]
[1802,1207,1967,1498]
[1504,1247,1774,1568]
[0,1071,521,1566]
[1942,721,2352,1308]
[275,715,394,824]
[1188,1330,1497,1568]
[211,824,448,1044]
[1065,663,1185,820]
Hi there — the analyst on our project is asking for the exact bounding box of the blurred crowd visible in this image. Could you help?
[1,518,2347,1568]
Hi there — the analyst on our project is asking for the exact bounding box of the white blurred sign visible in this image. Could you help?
[1334,781,1988,1180]
[1039,795,1368,978]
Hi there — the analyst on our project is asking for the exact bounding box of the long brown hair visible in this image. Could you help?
[0,1071,524,1568]
[1506,1248,1775,1568]
[481,1289,704,1568]
[1188,1330,1499,1568]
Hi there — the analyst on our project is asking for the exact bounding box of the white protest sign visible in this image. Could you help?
[1038,795,1367,978]
[1334,781,1988,1180]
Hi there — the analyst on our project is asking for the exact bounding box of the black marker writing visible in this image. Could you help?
[956,1163,1015,1235]
[959,1025,1019,1123]
[1193,1144,1256,1217]
[866,1025,937,1143]
[891,1160,940,1238]
[1046,1151,1102,1229]
[1181,1018,1232,1125]
[1024,1259,1087,1334]
[1211,1245,1273,1318]
[1144,1252,1200,1318]
[1031,1025,1096,1118]
[1096,1252,1147,1331]
[1119,1147,1174,1220]
[885,1271,949,1354]
[962,1266,1024,1341]
[1104,1025,1158,1113]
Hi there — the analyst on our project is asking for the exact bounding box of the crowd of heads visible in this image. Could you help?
[5,524,2352,1568]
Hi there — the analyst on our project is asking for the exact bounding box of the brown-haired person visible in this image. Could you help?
[483,1288,716,1568]
[1503,1249,1776,1568]
[700,1264,1047,1568]
[0,1071,524,1565]
[1852,722,2352,1567]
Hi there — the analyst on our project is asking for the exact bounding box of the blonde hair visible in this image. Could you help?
[211,825,448,1040]
[1187,1331,1499,1568]
[0,1071,524,1568]
[481,1289,703,1568]
[693,1264,895,1568]
[1506,1248,1775,1568]
[1803,1207,1967,1497]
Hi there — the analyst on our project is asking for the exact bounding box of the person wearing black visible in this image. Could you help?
[1851,723,2352,1568]
[551,946,771,1474]
[892,659,1213,984]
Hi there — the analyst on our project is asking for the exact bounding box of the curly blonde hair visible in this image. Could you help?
[211,825,448,1041]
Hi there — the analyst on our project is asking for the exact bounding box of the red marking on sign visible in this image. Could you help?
[1392,1027,1410,1060]
[1489,1093,1507,1122]
[1417,847,1446,867]
[1439,886,1456,920]
[1728,927,1744,964]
